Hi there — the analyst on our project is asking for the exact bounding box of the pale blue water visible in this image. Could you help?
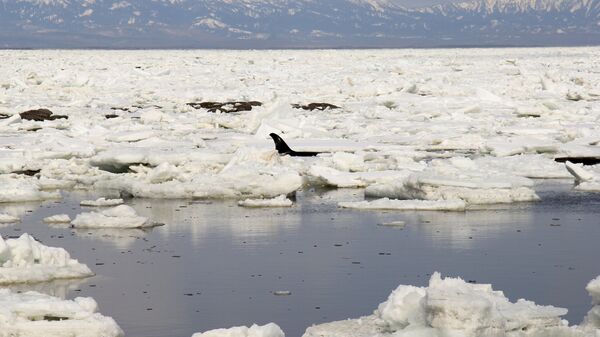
[1,181,599,337]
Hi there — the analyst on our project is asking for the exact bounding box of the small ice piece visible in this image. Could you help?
[0,289,123,337]
[378,220,406,228]
[43,214,72,223]
[0,213,20,223]
[273,290,292,296]
[71,205,149,229]
[0,233,93,284]
[339,198,466,211]
[192,323,284,337]
[238,195,293,208]
[80,198,125,207]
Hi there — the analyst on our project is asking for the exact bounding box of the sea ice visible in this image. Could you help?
[43,214,72,223]
[365,158,539,204]
[80,198,124,207]
[303,273,600,337]
[0,174,61,203]
[0,233,93,284]
[0,213,20,223]
[238,195,293,208]
[0,289,123,337]
[338,198,466,211]
[192,323,284,337]
[71,205,151,229]
[565,162,600,191]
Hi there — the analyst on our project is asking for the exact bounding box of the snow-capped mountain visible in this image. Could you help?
[0,0,598,48]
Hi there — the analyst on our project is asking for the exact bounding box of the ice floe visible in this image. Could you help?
[71,205,155,229]
[238,195,293,208]
[339,198,466,211]
[565,162,600,191]
[0,174,61,203]
[0,213,20,223]
[303,272,600,337]
[80,198,124,207]
[43,214,72,224]
[0,289,123,337]
[192,323,284,337]
[0,233,93,284]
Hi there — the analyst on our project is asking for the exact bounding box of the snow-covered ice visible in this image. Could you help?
[565,162,600,192]
[43,214,72,224]
[0,213,20,223]
[303,272,600,337]
[0,233,93,284]
[238,195,293,208]
[0,48,598,206]
[80,198,124,207]
[0,175,61,203]
[0,288,123,337]
[339,198,466,211]
[192,323,284,337]
[71,205,154,229]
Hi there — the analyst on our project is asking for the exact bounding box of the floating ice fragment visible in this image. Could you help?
[0,233,93,284]
[192,323,284,337]
[71,205,151,229]
[0,289,123,337]
[0,174,62,203]
[80,198,124,207]
[339,198,466,211]
[238,195,293,208]
[304,273,600,337]
[0,213,20,223]
[43,214,72,224]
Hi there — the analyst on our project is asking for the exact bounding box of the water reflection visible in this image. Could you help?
[129,198,302,247]
[73,228,153,249]
[2,278,88,299]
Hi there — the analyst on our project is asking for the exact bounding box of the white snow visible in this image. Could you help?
[0,48,598,205]
[339,198,466,211]
[0,175,61,203]
[43,214,72,223]
[0,213,20,223]
[80,198,124,207]
[192,323,284,337]
[238,195,293,208]
[0,233,93,284]
[71,205,151,229]
[0,288,123,337]
[565,162,600,191]
[584,276,600,329]
[303,272,600,337]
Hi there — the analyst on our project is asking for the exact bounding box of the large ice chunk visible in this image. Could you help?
[0,233,93,284]
[304,273,600,337]
[71,205,150,229]
[0,174,61,203]
[0,289,123,337]
[192,323,284,337]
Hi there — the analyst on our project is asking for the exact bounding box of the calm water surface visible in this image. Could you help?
[1,182,599,337]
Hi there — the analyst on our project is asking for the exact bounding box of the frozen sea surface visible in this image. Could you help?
[0,183,599,337]
[0,48,600,336]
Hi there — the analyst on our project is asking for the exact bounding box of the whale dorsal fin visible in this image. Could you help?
[270,133,293,155]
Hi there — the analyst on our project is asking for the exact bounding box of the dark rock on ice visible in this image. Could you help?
[292,103,340,111]
[20,109,68,121]
[186,101,262,113]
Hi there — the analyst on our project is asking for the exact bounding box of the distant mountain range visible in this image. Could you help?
[1,0,598,48]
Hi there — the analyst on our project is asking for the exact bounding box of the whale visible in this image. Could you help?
[269,133,321,157]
